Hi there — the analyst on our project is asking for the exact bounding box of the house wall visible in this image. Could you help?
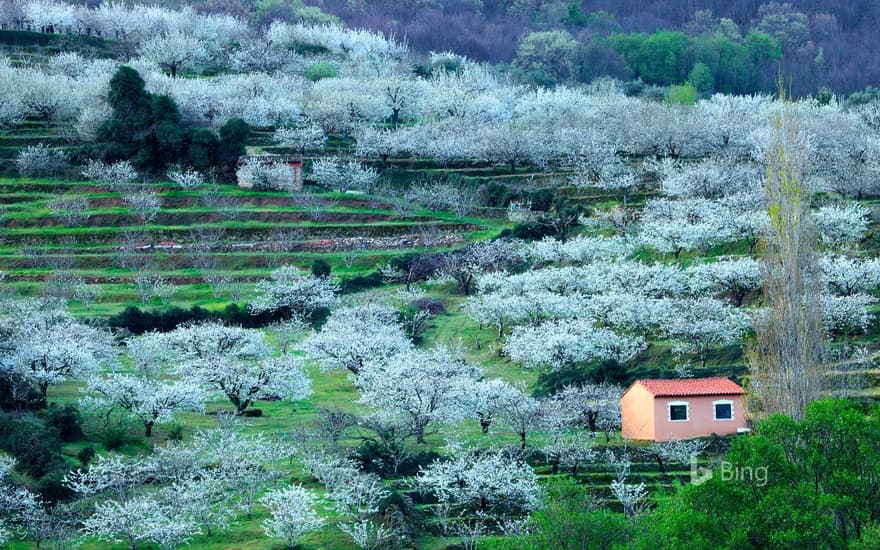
[621,383,655,440]
[652,394,747,442]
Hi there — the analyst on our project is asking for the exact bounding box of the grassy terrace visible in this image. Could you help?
[0,174,510,314]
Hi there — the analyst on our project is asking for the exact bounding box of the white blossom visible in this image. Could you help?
[249,265,339,316]
[259,485,325,549]
[505,319,645,370]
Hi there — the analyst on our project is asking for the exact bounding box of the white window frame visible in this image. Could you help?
[668,401,689,422]
[713,399,734,421]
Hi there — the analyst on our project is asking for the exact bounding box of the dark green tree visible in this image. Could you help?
[640,399,880,549]
[185,128,220,172]
[97,66,153,162]
[216,117,250,179]
[688,61,715,94]
[97,66,186,173]
[137,94,183,170]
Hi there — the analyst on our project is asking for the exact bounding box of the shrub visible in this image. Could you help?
[77,446,95,466]
[666,82,697,106]
[99,425,130,451]
[45,404,84,442]
[482,182,514,207]
[0,413,66,479]
[167,423,184,441]
[102,304,294,334]
[311,259,331,278]
[354,440,441,477]
[304,62,337,81]
[505,221,557,241]
[339,271,384,294]
[528,188,554,212]
[16,143,69,177]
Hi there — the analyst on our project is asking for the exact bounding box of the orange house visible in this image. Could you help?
[621,377,748,442]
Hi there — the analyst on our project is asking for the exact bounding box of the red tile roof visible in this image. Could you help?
[630,377,744,397]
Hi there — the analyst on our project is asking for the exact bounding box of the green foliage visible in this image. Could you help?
[167,423,185,441]
[501,221,558,241]
[845,86,880,107]
[562,3,588,27]
[186,128,218,172]
[529,189,554,212]
[97,66,153,163]
[482,182,514,208]
[104,304,290,334]
[816,86,834,106]
[250,0,339,28]
[688,61,714,93]
[304,62,338,81]
[532,360,630,396]
[77,446,96,467]
[515,30,578,84]
[639,399,880,549]
[44,404,84,442]
[338,270,385,294]
[99,425,130,451]
[611,31,690,86]
[311,258,332,278]
[0,413,72,500]
[489,478,633,550]
[666,82,697,106]
[608,29,781,94]
[96,67,248,175]
[141,93,184,170]
[216,117,250,178]
[354,440,441,477]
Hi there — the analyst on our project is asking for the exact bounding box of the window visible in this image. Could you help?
[669,401,689,421]
[714,400,734,420]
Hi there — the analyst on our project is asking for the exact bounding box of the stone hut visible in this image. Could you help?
[236,154,303,191]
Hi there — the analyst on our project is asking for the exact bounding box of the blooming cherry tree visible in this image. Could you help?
[505,319,645,370]
[416,448,541,514]
[663,298,751,367]
[249,265,339,317]
[259,485,325,549]
[687,257,763,306]
[814,203,871,249]
[301,303,412,375]
[358,347,482,443]
[0,298,115,401]
[163,322,311,413]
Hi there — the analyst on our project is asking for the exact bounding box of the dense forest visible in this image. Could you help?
[305,0,880,96]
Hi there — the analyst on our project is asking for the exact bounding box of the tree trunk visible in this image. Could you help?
[519,431,526,450]
[587,411,598,436]
[478,414,491,434]
[144,421,154,437]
